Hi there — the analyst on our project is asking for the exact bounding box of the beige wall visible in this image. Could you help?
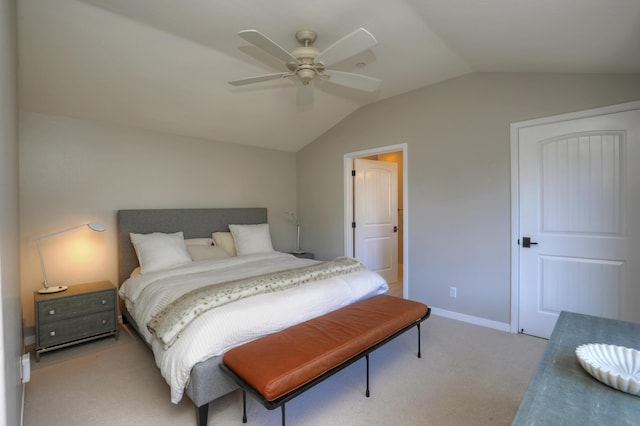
[297,72,640,325]
[18,73,640,333]
[1,0,23,423]
[19,112,298,328]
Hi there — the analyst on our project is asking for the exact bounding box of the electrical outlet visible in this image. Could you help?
[450,286,457,298]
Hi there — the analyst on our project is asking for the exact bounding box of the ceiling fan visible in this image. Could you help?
[229,28,382,105]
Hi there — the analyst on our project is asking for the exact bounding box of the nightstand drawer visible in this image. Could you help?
[37,290,115,323]
[38,311,117,348]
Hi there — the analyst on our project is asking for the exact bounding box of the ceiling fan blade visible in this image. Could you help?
[323,70,381,92]
[297,82,314,106]
[238,30,300,65]
[228,72,290,86]
[315,28,377,68]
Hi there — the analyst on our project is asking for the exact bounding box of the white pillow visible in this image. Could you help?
[129,232,192,274]
[212,232,237,256]
[186,245,230,261]
[185,238,213,246]
[228,223,274,256]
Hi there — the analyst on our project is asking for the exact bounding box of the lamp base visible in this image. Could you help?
[38,285,68,294]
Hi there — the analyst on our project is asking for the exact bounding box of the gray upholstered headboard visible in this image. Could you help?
[117,208,267,286]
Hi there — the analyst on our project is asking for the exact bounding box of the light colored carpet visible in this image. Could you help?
[25,314,546,426]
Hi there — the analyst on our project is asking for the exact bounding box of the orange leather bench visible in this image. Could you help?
[221,294,430,425]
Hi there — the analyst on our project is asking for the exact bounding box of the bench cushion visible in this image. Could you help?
[222,294,429,401]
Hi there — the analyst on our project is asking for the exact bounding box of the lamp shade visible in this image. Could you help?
[88,222,105,232]
[35,222,105,294]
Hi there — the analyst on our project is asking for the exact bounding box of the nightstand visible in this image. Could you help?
[290,252,315,259]
[34,280,119,361]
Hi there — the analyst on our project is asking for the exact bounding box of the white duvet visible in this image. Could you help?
[119,251,388,403]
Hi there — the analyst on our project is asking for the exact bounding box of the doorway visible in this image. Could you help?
[344,144,407,298]
[510,101,640,338]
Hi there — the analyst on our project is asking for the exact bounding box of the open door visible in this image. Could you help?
[353,158,398,283]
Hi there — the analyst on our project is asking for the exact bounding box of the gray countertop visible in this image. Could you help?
[513,311,640,425]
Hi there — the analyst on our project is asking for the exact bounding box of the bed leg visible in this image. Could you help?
[195,403,208,426]
[417,323,422,358]
[242,390,247,423]
[365,353,370,397]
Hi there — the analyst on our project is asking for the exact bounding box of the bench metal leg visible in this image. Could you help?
[365,353,370,397]
[242,390,248,423]
[417,323,422,358]
[281,403,286,426]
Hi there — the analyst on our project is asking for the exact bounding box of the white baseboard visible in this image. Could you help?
[21,382,25,426]
[431,307,512,333]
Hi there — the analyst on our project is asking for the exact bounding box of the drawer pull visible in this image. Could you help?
[102,319,107,325]
[101,300,107,305]
[49,309,56,315]
[49,331,56,337]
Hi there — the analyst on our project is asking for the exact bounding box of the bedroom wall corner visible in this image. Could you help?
[0,0,24,424]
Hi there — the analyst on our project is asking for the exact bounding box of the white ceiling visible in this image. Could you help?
[18,0,640,152]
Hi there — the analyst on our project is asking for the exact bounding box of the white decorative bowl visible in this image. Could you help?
[576,343,640,396]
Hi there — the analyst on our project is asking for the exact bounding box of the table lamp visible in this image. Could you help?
[35,222,105,294]
[286,211,303,254]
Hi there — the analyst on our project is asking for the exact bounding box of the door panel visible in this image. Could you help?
[540,132,623,235]
[354,158,398,283]
[518,109,640,338]
[539,256,623,319]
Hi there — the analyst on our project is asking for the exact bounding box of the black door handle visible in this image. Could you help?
[521,237,538,248]
[393,226,398,233]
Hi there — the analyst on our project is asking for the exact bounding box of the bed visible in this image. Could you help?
[116,208,389,426]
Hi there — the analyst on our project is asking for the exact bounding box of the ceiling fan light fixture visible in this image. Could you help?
[297,68,316,84]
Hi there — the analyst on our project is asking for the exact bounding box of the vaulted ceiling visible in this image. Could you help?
[18,0,640,152]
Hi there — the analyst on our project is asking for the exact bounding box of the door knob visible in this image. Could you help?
[521,237,538,248]
[393,226,398,233]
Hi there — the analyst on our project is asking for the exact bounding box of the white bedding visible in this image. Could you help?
[118,251,388,403]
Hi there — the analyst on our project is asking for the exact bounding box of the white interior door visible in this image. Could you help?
[354,158,398,283]
[518,108,640,338]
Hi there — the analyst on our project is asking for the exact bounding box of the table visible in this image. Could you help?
[35,280,119,361]
[513,311,640,425]
[289,251,314,259]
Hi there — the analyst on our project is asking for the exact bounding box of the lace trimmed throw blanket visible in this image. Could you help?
[147,257,365,349]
